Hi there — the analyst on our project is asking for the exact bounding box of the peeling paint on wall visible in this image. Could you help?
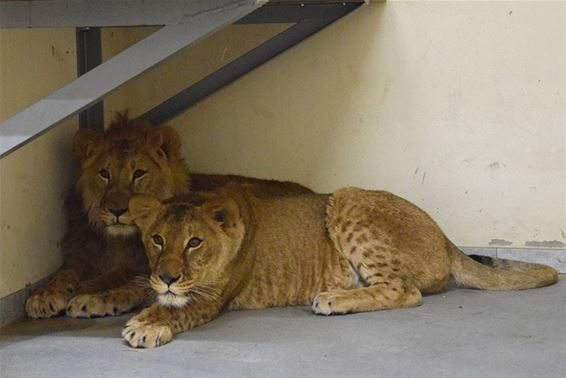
[525,240,566,248]
[489,239,513,246]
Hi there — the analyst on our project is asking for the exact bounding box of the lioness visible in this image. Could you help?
[25,113,312,319]
[122,186,557,348]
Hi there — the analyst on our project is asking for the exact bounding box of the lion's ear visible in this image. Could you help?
[73,130,104,161]
[147,126,182,160]
[129,195,163,230]
[205,198,241,233]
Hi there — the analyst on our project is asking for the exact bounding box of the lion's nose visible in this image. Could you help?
[109,208,128,218]
[159,273,180,285]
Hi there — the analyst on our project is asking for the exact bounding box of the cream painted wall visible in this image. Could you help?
[168,1,564,249]
[0,29,78,298]
[102,1,563,250]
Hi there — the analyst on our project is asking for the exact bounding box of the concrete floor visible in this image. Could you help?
[1,280,564,378]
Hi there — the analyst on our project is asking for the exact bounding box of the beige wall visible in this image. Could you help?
[112,1,565,249]
[0,29,78,298]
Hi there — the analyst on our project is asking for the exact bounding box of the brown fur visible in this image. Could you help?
[25,113,312,319]
[123,186,558,348]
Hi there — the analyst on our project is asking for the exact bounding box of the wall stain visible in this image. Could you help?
[489,239,513,246]
[488,161,505,170]
[525,240,566,248]
[49,45,65,62]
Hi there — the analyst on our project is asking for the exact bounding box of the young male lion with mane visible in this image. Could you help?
[25,113,312,319]
[121,186,557,348]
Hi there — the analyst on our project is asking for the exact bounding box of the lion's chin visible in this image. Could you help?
[105,224,138,237]
[158,293,189,308]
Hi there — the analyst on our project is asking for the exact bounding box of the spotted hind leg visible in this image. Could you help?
[315,188,423,315]
[312,228,423,315]
[312,275,422,315]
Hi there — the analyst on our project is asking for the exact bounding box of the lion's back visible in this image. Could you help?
[229,193,351,309]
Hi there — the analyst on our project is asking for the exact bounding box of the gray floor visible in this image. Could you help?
[1,280,564,378]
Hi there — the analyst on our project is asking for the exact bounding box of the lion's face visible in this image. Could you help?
[73,119,189,238]
[129,194,246,307]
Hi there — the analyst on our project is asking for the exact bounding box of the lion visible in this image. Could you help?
[122,186,558,348]
[25,113,312,319]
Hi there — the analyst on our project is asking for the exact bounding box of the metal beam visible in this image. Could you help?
[0,0,267,158]
[0,1,365,28]
[76,27,104,132]
[0,0,256,28]
[141,2,362,125]
[237,3,364,24]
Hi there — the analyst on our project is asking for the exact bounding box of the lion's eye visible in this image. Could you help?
[98,169,110,180]
[133,170,146,180]
[187,237,202,249]
[152,234,164,247]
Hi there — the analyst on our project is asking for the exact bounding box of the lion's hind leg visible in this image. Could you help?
[316,187,424,315]
[312,277,422,315]
[312,232,423,315]
[313,234,423,315]
[312,231,423,315]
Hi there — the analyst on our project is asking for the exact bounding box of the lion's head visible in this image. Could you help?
[128,192,248,307]
[73,113,190,237]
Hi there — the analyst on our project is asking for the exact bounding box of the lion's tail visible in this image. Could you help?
[449,243,558,290]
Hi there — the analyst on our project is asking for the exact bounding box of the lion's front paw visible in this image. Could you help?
[26,291,68,319]
[66,294,122,318]
[122,318,173,348]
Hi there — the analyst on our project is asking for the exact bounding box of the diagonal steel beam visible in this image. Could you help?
[0,0,267,158]
[237,3,364,24]
[141,2,362,125]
